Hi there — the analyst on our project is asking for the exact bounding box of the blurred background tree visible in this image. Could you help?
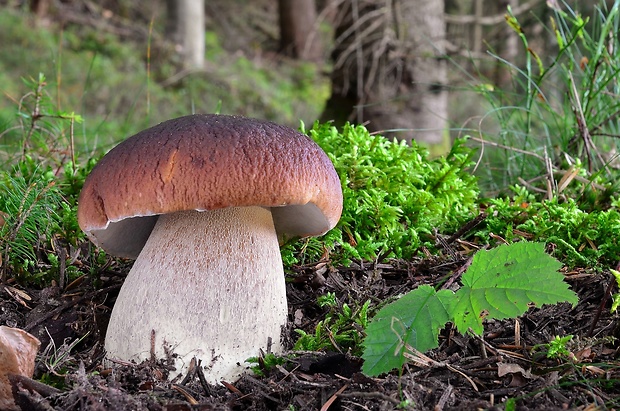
[165,0,205,69]
[278,0,323,62]
[320,0,449,148]
[1,0,615,156]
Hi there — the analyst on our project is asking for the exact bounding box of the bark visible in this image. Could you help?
[321,0,449,146]
[29,0,50,26]
[278,0,323,61]
[406,0,448,145]
[30,0,50,18]
[166,0,205,69]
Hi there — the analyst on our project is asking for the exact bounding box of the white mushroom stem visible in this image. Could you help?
[104,206,288,383]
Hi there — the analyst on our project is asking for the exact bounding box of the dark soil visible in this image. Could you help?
[2,249,619,411]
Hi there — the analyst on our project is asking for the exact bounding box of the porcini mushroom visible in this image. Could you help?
[77,114,342,382]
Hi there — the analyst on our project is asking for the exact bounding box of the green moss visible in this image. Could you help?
[284,122,480,265]
[477,185,620,268]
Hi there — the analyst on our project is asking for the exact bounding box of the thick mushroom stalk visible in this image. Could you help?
[105,206,288,382]
[78,114,343,382]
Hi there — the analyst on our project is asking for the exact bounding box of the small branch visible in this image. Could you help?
[468,136,545,161]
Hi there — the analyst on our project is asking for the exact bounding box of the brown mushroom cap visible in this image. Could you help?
[77,114,343,259]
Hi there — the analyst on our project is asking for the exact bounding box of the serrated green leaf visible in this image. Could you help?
[361,285,455,376]
[453,242,578,335]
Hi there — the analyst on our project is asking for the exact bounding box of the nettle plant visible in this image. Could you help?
[362,241,578,376]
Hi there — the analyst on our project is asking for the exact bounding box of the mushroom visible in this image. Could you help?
[0,326,41,411]
[77,114,342,382]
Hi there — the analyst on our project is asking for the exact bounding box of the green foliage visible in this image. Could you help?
[284,122,480,265]
[39,332,91,389]
[361,242,578,376]
[0,73,92,284]
[470,2,620,196]
[246,353,287,377]
[0,156,91,284]
[542,335,574,360]
[294,292,370,355]
[478,185,620,268]
[503,397,518,411]
[0,9,328,154]
[0,11,151,148]
[452,242,577,335]
[362,285,454,377]
[0,165,62,280]
[2,73,84,164]
[227,57,328,124]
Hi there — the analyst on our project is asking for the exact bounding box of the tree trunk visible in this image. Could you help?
[321,0,449,147]
[166,0,205,69]
[30,0,50,25]
[406,0,448,145]
[278,0,323,62]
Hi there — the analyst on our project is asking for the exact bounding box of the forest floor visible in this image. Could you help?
[1,2,620,410]
[2,249,619,411]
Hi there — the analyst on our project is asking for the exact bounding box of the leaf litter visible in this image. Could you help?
[1,247,619,410]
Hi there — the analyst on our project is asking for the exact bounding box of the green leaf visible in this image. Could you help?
[361,285,455,376]
[453,242,578,335]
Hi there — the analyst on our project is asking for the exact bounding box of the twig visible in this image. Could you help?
[8,373,62,397]
[586,264,619,337]
[514,319,521,348]
[445,364,479,392]
[238,375,281,403]
[444,213,487,245]
[442,255,474,290]
[399,332,479,392]
[320,384,348,411]
[468,136,545,161]
[434,383,453,411]
[196,364,213,397]
[150,329,157,363]
[543,146,556,199]
[435,229,459,260]
[171,384,198,405]
[568,71,609,175]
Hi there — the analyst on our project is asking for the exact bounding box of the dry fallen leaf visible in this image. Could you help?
[0,326,41,411]
[497,362,533,379]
